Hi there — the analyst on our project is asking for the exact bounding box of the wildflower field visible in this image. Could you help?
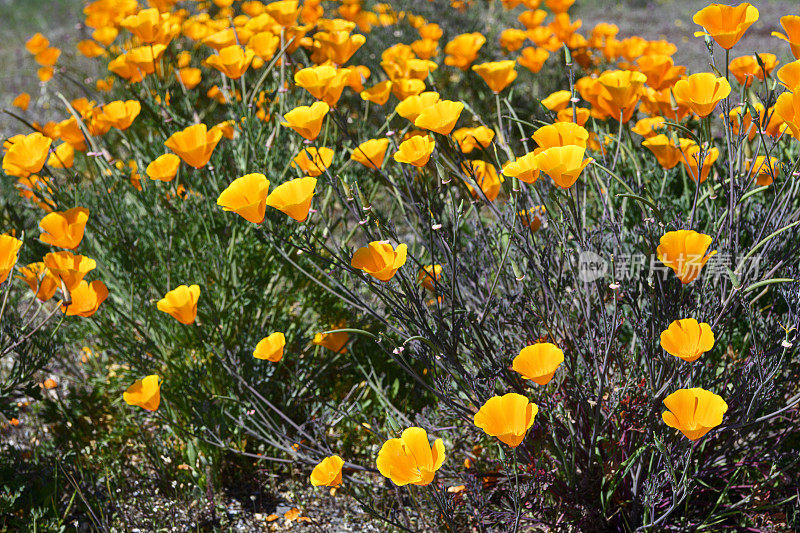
[3,0,800,530]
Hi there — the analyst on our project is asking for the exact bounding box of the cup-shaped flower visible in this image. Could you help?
[642,134,682,169]
[2,132,52,178]
[672,73,731,118]
[294,65,351,107]
[360,80,393,105]
[396,92,440,122]
[472,60,517,93]
[265,0,300,26]
[532,122,589,154]
[281,102,329,141]
[376,427,445,486]
[678,139,719,183]
[473,393,538,447]
[43,251,96,290]
[351,241,407,282]
[18,262,58,300]
[414,100,464,135]
[310,455,344,488]
[313,329,349,353]
[662,387,727,440]
[292,147,333,177]
[266,177,317,222]
[254,332,286,362]
[728,54,778,86]
[157,284,200,324]
[746,156,779,186]
[692,2,759,49]
[660,318,714,362]
[0,235,23,285]
[452,126,495,153]
[126,44,166,75]
[61,279,108,317]
[775,90,800,141]
[534,146,593,189]
[541,90,571,112]
[656,230,716,284]
[519,46,550,73]
[48,143,75,169]
[502,152,539,184]
[444,32,486,70]
[351,138,390,169]
[463,160,502,202]
[177,67,202,89]
[418,264,442,291]
[164,124,222,169]
[123,375,161,411]
[776,61,800,91]
[121,8,172,44]
[512,343,565,385]
[217,173,270,224]
[39,207,89,249]
[391,79,426,101]
[394,135,435,167]
[147,153,181,181]
[101,100,141,130]
[206,45,255,79]
[773,15,800,60]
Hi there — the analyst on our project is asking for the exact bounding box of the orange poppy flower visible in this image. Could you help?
[642,134,682,170]
[532,122,588,153]
[120,7,172,44]
[672,73,731,118]
[2,132,52,178]
[281,102,329,140]
[376,427,445,486]
[541,90,572,112]
[472,60,518,93]
[351,138,390,169]
[310,455,344,487]
[164,124,222,169]
[314,31,365,65]
[18,262,58,301]
[146,154,181,182]
[360,80,393,105]
[175,67,201,89]
[157,284,200,324]
[206,45,255,79]
[636,54,685,91]
[265,0,300,26]
[452,126,495,154]
[12,93,30,111]
[39,207,89,249]
[729,53,778,86]
[294,65,351,107]
[126,44,166,75]
[660,318,714,362]
[394,135,435,167]
[0,235,23,285]
[556,107,590,126]
[47,143,75,169]
[662,388,727,440]
[414,100,464,135]
[463,160,502,202]
[595,70,647,123]
[61,279,108,317]
[266,177,317,222]
[123,375,161,411]
[534,146,592,188]
[444,33,486,70]
[519,46,549,73]
[474,393,538,447]
[217,173,270,224]
[254,332,286,362]
[418,264,442,291]
[512,343,565,385]
[656,230,716,284]
[775,90,800,141]
[26,33,50,55]
[745,156,779,186]
[502,152,539,184]
[313,328,349,353]
[773,15,800,60]
[396,92,440,122]
[43,251,96,290]
[693,2,758,50]
[351,241,407,281]
[292,147,334,177]
[678,139,718,183]
[249,31,281,61]
[100,100,141,130]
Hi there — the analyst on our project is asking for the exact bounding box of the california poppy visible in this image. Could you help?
[472,60,518,93]
[444,33,486,70]
[394,135,435,167]
[313,328,349,353]
[693,3,759,49]
[642,134,682,169]
[360,80,393,105]
[672,73,731,118]
[12,93,30,111]
[376,427,445,486]
[0,235,23,285]
[292,148,333,176]
[254,332,286,362]
[773,15,800,60]
[2,132,52,178]
[147,154,181,181]
[474,393,538,447]
[101,100,141,130]
[266,177,317,222]
[662,387,727,440]
[217,173,270,224]
[452,126,494,153]
[164,124,222,169]
[418,264,442,291]
[157,284,200,324]
[206,45,255,79]
[534,146,593,189]
[39,207,90,249]
[396,92,441,122]
[294,65,351,107]
[43,251,96,290]
[678,139,718,183]
[351,241,407,281]
[123,375,161,411]
[351,138,390,169]
[310,455,345,487]
[660,318,714,362]
[532,122,589,153]
[281,102,329,140]
[61,279,108,317]
[463,160,502,202]
[656,230,716,284]
[512,343,565,385]
[18,262,58,300]
[414,100,464,135]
